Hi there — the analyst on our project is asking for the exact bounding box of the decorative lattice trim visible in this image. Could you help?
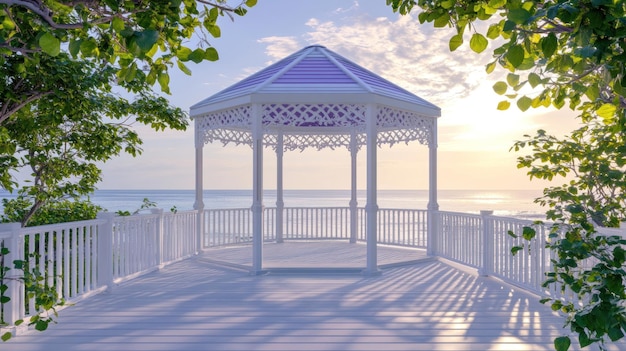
[195,103,435,149]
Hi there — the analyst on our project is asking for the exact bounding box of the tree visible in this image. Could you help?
[386,0,626,350]
[0,0,257,122]
[0,55,187,226]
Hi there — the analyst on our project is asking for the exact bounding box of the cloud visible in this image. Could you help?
[332,0,360,14]
[257,14,494,108]
[256,36,301,65]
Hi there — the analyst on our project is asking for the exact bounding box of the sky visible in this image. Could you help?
[97,0,581,191]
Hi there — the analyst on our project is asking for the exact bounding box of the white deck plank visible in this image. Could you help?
[3,243,624,351]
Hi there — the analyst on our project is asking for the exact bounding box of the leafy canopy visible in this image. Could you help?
[0,56,187,226]
[0,0,257,122]
[387,0,626,121]
[387,1,626,350]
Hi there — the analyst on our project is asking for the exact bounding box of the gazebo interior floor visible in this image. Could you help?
[202,241,431,272]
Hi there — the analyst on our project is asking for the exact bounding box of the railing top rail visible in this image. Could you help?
[19,218,106,235]
[164,209,198,216]
[438,210,482,218]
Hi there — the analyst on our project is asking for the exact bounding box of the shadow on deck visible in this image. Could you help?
[4,242,626,350]
[202,241,432,274]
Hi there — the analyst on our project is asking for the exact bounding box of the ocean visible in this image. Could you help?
[0,189,547,219]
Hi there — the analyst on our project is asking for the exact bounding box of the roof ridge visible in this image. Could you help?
[318,47,374,93]
[251,46,316,93]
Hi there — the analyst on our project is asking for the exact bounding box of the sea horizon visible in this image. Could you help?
[0,188,548,219]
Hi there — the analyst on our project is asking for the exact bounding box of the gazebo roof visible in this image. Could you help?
[191,45,441,150]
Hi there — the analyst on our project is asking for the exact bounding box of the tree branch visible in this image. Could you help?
[0,91,52,124]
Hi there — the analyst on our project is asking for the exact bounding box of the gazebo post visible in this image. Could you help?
[349,131,358,244]
[251,104,264,275]
[193,122,204,255]
[190,45,441,274]
[427,119,439,256]
[364,104,381,275]
[276,132,284,244]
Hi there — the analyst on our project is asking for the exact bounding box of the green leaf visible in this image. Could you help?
[528,73,542,88]
[177,60,192,75]
[596,103,616,120]
[69,40,81,57]
[554,336,571,351]
[434,14,449,27]
[507,45,525,68]
[206,24,221,38]
[1,332,11,342]
[508,8,531,24]
[441,0,455,9]
[608,326,624,341]
[39,33,61,56]
[493,81,508,95]
[469,33,488,53]
[157,72,170,93]
[111,17,125,32]
[188,49,205,63]
[135,30,159,52]
[585,85,600,101]
[205,47,219,61]
[497,101,511,110]
[507,73,520,86]
[517,96,532,111]
[35,320,48,331]
[541,33,558,58]
[245,0,257,6]
[486,23,501,39]
[176,47,192,61]
[449,34,463,51]
[511,246,523,255]
[485,61,497,74]
[522,226,536,240]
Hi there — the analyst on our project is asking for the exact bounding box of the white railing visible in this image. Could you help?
[161,210,197,265]
[436,211,484,269]
[203,208,252,247]
[203,207,428,249]
[7,204,620,338]
[0,209,199,329]
[1,220,105,326]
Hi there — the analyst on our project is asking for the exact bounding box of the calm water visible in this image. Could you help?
[0,189,546,219]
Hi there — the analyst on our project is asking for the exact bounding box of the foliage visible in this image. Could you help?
[115,197,157,216]
[0,0,258,121]
[1,198,102,227]
[1,249,64,342]
[511,117,626,351]
[0,57,187,226]
[386,0,625,121]
[0,58,188,225]
[512,121,626,228]
[386,0,626,350]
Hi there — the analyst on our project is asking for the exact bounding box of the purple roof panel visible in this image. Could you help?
[191,45,440,115]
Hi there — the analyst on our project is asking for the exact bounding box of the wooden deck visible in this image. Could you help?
[3,243,625,351]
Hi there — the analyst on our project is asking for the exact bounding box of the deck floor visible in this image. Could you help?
[202,241,430,270]
[3,242,624,351]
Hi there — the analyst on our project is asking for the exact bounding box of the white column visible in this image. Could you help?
[349,131,358,244]
[193,140,204,253]
[427,118,439,256]
[251,104,264,274]
[364,104,380,275]
[276,133,284,243]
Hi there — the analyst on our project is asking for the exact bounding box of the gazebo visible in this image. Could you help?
[190,45,441,275]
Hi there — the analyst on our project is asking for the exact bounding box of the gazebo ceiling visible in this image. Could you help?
[190,45,441,150]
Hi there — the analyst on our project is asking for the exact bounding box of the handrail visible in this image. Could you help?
[6,205,605,337]
[0,209,199,330]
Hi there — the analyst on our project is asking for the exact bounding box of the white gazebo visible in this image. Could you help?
[190,45,441,275]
